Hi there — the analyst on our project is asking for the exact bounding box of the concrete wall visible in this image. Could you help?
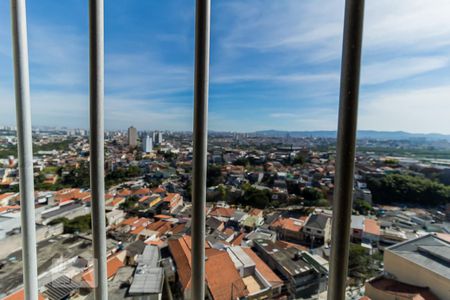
[365,281,410,300]
[384,250,450,300]
[42,206,91,225]
[0,223,64,259]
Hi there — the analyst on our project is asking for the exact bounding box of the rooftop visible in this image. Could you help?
[367,276,439,300]
[128,265,164,295]
[254,239,312,276]
[387,234,450,280]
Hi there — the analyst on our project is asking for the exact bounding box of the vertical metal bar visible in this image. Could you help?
[89,0,107,299]
[10,1,39,299]
[327,1,365,300]
[191,0,211,299]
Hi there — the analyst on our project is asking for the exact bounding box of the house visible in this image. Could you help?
[228,210,248,229]
[128,246,164,300]
[0,192,16,206]
[362,218,380,246]
[125,240,147,265]
[383,234,450,300]
[227,246,284,298]
[270,216,307,243]
[248,208,263,218]
[302,213,332,246]
[106,209,125,226]
[168,235,248,300]
[208,206,236,222]
[253,239,328,299]
[162,193,183,214]
[241,215,264,231]
[245,228,277,246]
[105,197,125,210]
[206,217,225,233]
[81,252,125,289]
[351,215,365,242]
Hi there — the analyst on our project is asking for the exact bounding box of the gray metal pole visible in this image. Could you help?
[191,0,211,299]
[10,1,39,299]
[327,1,365,300]
[89,0,107,298]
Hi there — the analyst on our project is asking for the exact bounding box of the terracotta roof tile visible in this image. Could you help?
[205,248,248,300]
[168,235,247,300]
[82,253,124,288]
[1,289,45,300]
[209,207,235,218]
[364,218,380,236]
[231,233,245,246]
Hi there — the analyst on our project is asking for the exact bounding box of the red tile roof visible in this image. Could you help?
[231,233,245,246]
[271,217,306,232]
[132,188,150,196]
[82,253,124,289]
[364,218,380,236]
[223,227,235,236]
[1,289,45,300]
[205,248,248,300]
[0,205,20,213]
[248,208,263,217]
[147,220,173,236]
[168,236,247,300]
[154,214,172,219]
[0,192,15,201]
[54,188,90,203]
[209,207,235,218]
[117,189,132,197]
[138,196,150,203]
[152,187,166,194]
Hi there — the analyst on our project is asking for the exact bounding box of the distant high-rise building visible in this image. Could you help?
[152,131,163,145]
[142,135,153,153]
[128,126,137,147]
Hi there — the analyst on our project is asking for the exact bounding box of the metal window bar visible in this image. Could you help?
[89,0,108,299]
[327,1,365,300]
[191,0,211,299]
[10,0,39,299]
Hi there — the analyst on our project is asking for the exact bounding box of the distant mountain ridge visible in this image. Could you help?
[254,130,450,141]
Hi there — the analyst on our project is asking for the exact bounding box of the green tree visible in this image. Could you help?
[348,243,372,279]
[240,187,272,209]
[353,199,373,215]
[49,214,92,234]
[207,165,223,187]
[292,153,305,165]
[367,174,450,207]
[302,187,324,201]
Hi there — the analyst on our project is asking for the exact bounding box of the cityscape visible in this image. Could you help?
[2,0,450,299]
[0,125,449,299]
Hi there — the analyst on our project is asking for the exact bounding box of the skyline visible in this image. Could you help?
[1,1,450,133]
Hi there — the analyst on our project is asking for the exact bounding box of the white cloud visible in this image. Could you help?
[359,85,450,133]
[362,56,449,85]
[212,72,339,84]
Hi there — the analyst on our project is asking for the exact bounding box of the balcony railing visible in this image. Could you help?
[8,0,364,299]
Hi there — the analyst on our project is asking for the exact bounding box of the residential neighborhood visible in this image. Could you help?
[1,127,450,299]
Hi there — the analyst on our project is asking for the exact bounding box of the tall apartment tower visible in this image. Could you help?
[142,135,153,153]
[128,126,137,147]
[152,131,163,145]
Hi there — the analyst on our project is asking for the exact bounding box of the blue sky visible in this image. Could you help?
[1,0,450,133]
